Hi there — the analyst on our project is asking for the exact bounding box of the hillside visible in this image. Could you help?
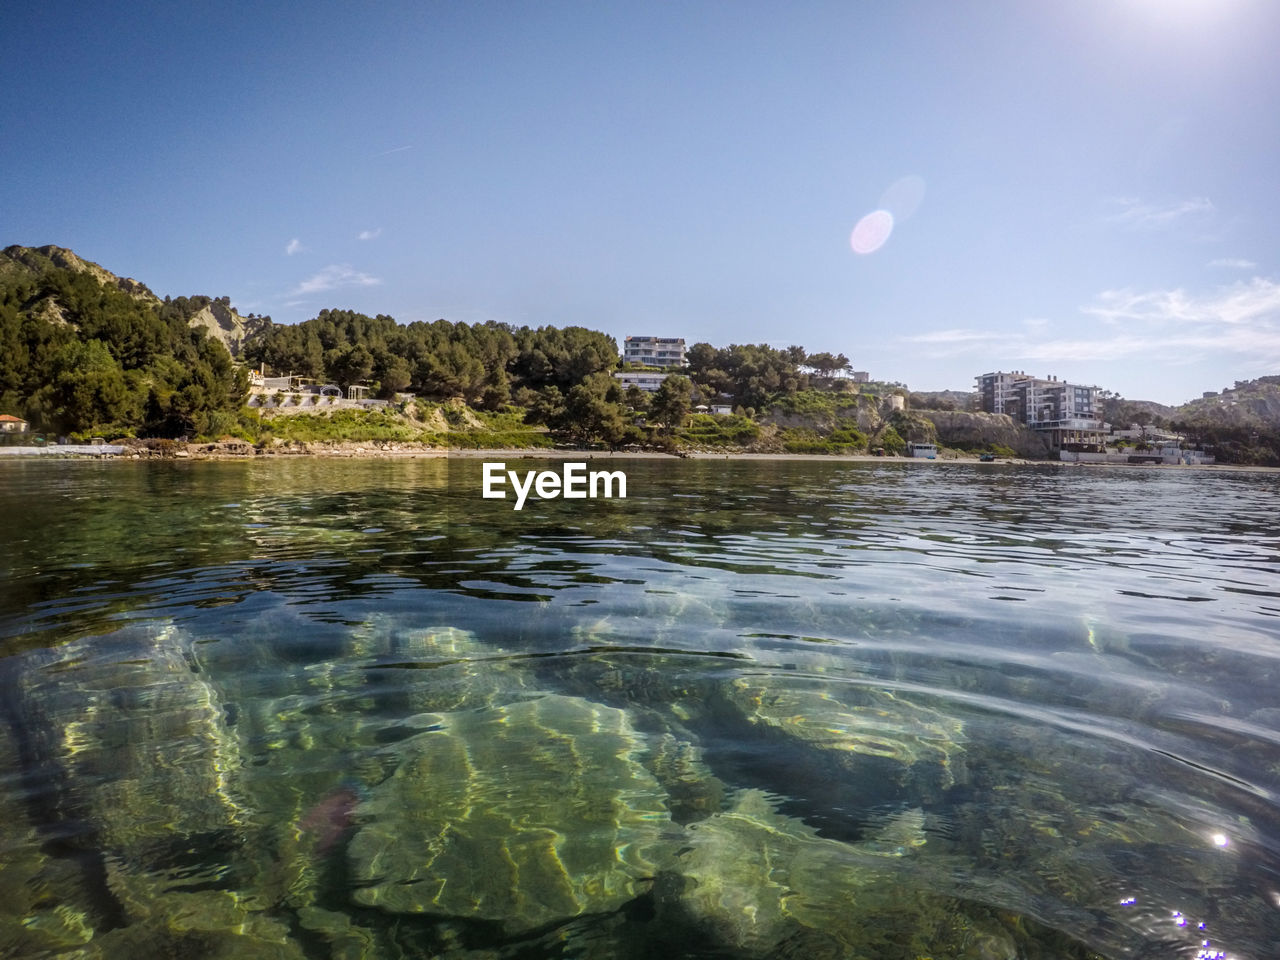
[1,246,267,358]
[1177,376,1280,422]
[0,244,159,301]
[1099,396,1179,428]
[178,297,270,359]
[0,246,249,438]
[1167,377,1280,464]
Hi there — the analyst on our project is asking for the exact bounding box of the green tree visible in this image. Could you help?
[561,379,628,446]
[651,374,693,431]
[374,354,413,399]
[331,344,375,389]
[624,384,650,412]
[878,425,906,455]
[35,339,139,434]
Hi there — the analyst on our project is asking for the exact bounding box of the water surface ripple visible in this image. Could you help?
[1,458,1278,959]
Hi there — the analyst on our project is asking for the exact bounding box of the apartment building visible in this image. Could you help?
[613,371,670,393]
[976,370,1107,450]
[623,336,686,367]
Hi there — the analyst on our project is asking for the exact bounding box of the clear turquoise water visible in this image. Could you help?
[1,458,1278,959]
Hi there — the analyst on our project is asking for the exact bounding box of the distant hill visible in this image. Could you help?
[175,296,270,359]
[0,245,251,438]
[0,245,159,302]
[1177,376,1280,422]
[0,245,268,358]
[1166,377,1280,463]
[1099,396,1179,428]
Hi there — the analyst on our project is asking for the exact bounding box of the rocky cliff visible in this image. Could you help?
[917,410,1051,458]
[187,300,271,358]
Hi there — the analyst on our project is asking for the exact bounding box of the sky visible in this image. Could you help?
[3,0,1279,405]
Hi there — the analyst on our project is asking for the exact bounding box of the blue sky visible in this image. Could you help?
[4,0,1279,405]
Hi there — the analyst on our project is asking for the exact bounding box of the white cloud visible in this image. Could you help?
[1082,278,1280,328]
[285,238,304,256]
[1104,196,1215,229]
[900,329,1141,362]
[357,228,382,241]
[1209,258,1256,270]
[292,264,382,296]
[902,328,1000,344]
[898,279,1280,369]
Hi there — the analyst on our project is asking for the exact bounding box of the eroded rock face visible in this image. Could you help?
[349,694,672,932]
[187,301,270,358]
[919,409,1052,457]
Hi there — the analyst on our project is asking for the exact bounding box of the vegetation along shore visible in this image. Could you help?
[4,243,1280,466]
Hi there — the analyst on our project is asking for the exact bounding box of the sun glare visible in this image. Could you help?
[850,210,894,255]
[1123,0,1246,29]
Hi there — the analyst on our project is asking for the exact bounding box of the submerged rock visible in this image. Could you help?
[722,677,966,801]
[2,622,311,956]
[727,678,963,766]
[349,693,672,932]
[673,788,909,953]
[15,621,248,866]
[671,789,1055,959]
[0,717,103,956]
[365,620,531,714]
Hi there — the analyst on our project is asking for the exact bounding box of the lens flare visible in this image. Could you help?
[850,210,894,255]
[879,175,926,222]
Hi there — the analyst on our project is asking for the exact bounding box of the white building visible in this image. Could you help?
[623,336,686,367]
[0,414,28,434]
[976,370,1106,450]
[614,371,670,393]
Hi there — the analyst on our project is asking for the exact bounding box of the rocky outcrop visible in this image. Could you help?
[918,409,1051,457]
[0,244,159,302]
[188,300,270,358]
[762,394,888,433]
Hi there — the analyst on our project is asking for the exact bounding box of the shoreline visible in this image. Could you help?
[1,440,1276,473]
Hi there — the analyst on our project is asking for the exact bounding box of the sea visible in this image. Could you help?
[1,457,1277,959]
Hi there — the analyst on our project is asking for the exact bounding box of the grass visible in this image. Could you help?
[255,405,551,448]
[443,430,553,449]
[260,409,433,443]
[677,413,761,447]
[777,426,865,455]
